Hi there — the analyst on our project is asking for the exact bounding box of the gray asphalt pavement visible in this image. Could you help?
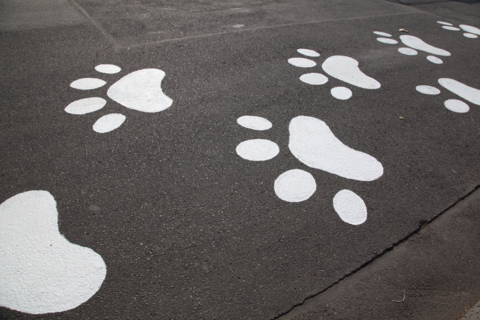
[1,0,479,319]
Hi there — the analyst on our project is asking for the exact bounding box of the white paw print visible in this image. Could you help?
[416,78,480,113]
[288,49,381,100]
[0,191,106,314]
[65,64,173,133]
[236,115,384,225]
[373,31,451,64]
[437,21,480,39]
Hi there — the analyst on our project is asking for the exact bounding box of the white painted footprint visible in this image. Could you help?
[66,64,173,133]
[373,31,451,64]
[0,191,106,314]
[236,115,384,225]
[288,50,381,100]
[416,78,480,113]
[437,21,480,39]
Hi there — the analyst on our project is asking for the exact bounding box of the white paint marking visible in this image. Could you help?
[322,56,381,90]
[331,86,352,100]
[95,64,121,74]
[297,49,320,57]
[233,24,245,28]
[437,21,453,26]
[92,113,126,133]
[288,116,384,181]
[444,99,470,113]
[464,33,478,39]
[70,78,106,90]
[416,85,441,95]
[274,169,316,202]
[288,58,316,68]
[398,47,418,55]
[333,189,367,225]
[107,69,173,113]
[400,35,451,56]
[459,24,480,35]
[299,73,328,85]
[237,116,272,131]
[438,78,480,106]
[236,139,279,161]
[376,37,398,44]
[64,97,106,115]
[426,56,443,64]
[0,191,106,315]
[442,26,460,31]
[373,31,392,37]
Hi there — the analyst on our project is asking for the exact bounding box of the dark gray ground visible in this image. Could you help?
[1,0,479,319]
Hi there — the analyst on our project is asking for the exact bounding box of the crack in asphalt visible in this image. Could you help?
[272,183,480,320]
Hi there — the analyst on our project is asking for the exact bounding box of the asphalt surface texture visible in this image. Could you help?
[1,0,479,319]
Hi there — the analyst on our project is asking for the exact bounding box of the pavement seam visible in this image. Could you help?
[386,0,455,5]
[68,0,120,50]
[382,0,480,21]
[118,11,426,50]
[272,183,480,320]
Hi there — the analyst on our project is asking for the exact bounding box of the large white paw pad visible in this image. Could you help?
[289,116,384,181]
[107,69,172,113]
[0,191,106,314]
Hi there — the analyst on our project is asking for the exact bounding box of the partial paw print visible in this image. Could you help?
[65,64,173,133]
[416,78,480,113]
[235,115,384,225]
[288,49,381,100]
[0,191,106,314]
[373,31,451,64]
[437,21,480,39]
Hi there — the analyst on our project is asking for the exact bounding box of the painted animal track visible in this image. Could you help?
[416,78,480,113]
[288,50,381,100]
[437,21,480,39]
[236,115,384,225]
[65,64,173,133]
[0,191,106,314]
[373,31,451,64]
